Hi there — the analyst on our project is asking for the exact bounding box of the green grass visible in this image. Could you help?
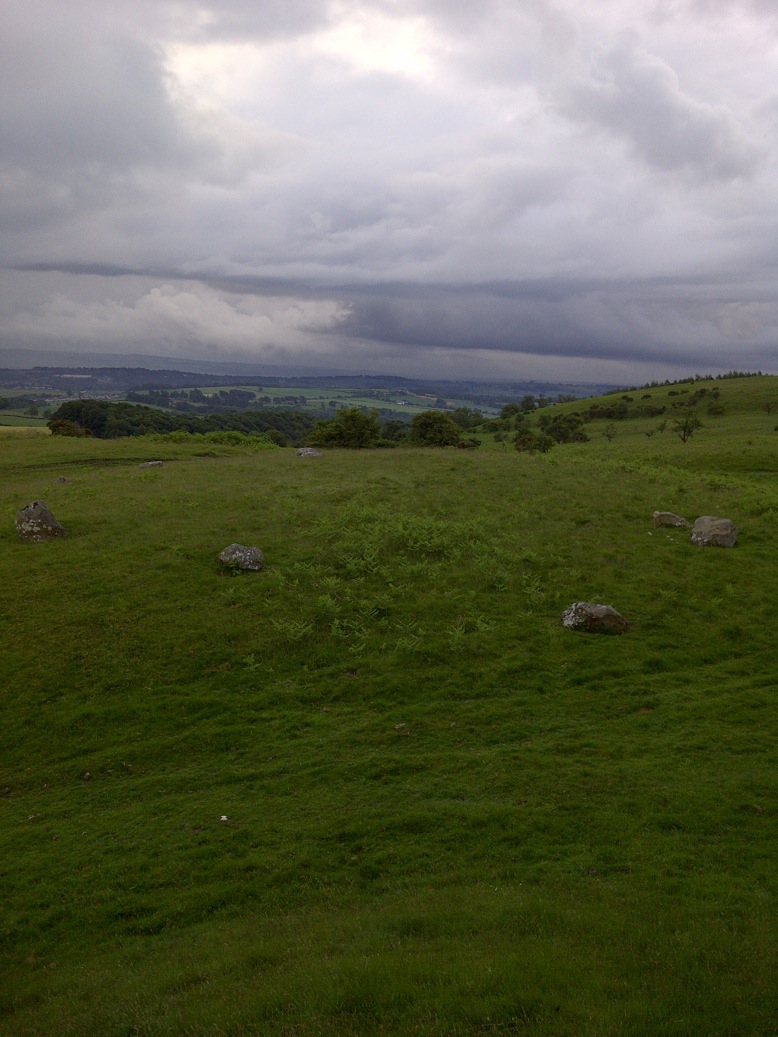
[0,415,50,428]
[156,384,499,417]
[0,424,50,435]
[1,378,776,1035]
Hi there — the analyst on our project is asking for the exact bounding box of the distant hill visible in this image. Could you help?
[0,347,321,377]
[0,350,618,402]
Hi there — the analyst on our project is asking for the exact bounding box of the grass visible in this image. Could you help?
[0,418,50,431]
[0,423,50,435]
[0,377,776,1035]
[177,384,498,418]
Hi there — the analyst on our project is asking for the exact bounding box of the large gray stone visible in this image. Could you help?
[652,511,690,528]
[562,602,629,634]
[16,500,67,542]
[218,543,264,571]
[689,516,737,548]
[296,447,321,457]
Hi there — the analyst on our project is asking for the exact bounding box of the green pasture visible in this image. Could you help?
[0,378,776,1035]
[182,384,496,416]
[0,421,50,433]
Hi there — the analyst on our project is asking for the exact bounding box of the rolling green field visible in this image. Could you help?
[158,384,499,418]
[1,376,776,1035]
[0,415,51,429]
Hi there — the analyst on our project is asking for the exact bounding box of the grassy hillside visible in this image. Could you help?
[1,376,776,1036]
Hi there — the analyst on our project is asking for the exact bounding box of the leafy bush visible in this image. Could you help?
[49,418,91,437]
[308,408,381,448]
[409,410,462,446]
[48,400,316,443]
[150,430,277,449]
[537,412,589,443]
[515,429,555,453]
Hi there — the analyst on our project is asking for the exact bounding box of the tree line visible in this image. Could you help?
[48,399,488,449]
[48,400,317,445]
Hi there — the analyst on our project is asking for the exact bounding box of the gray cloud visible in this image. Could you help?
[0,0,775,381]
[556,32,763,181]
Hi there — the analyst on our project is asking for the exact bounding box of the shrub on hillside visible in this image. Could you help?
[308,408,381,448]
[409,410,462,447]
[537,412,588,444]
[515,430,554,454]
[49,419,91,437]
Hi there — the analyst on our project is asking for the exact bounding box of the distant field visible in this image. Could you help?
[146,384,502,417]
[1,375,776,1037]
[0,421,50,433]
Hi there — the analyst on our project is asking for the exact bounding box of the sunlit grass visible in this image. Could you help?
[0,423,50,434]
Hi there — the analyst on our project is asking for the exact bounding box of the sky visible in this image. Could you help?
[1,0,776,383]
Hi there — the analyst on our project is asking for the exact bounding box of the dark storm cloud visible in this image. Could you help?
[0,0,775,380]
[333,274,775,368]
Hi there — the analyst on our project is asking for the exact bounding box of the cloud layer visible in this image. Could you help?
[1,0,776,380]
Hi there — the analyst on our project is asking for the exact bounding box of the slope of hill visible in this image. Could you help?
[0,376,776,1036]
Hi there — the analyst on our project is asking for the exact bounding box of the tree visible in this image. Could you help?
[537,412,588,443]
[381,419,409,442]
[603,424,617,442]
[515,430,554,454]
[49,400,110,436]
[409,410,462,447]
[443,404,481,429]
[49,419,90,437]
[307,408,381,448]
[450,407,484,430]
[672,414,702,443]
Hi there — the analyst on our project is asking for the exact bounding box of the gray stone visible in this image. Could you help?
[689,516,737,548]
[562,602,629,634]
[138,460,163,468]
[16,500,67,542]
[296,447,321,457]
[652,511,690,528]
[218,543,264,571]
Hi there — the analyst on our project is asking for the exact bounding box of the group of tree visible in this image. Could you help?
[0,394,43,413]
[127,388,267,412]
[536,411,589,444]
[502,381,727,451]
[307,408,382,449]
[306,408,480,449]
[48,400,317,445]
[48,400,484,451]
